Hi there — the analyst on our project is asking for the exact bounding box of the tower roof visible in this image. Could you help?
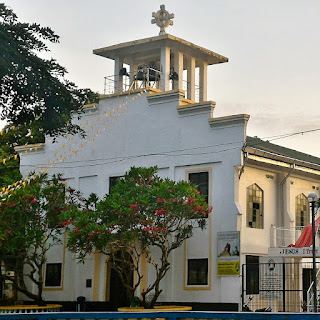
[93,34,228,66]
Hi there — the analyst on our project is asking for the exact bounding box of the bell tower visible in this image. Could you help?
[93,5,228,102]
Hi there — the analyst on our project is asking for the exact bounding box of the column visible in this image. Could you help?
[199,60,208,102]
[129,62,138,90]
[114,56,123,93]
[173,50,183,91]
[160,46,170,91]
[187,56,195,101]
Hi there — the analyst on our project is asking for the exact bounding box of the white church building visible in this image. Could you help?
[16,5,320,312]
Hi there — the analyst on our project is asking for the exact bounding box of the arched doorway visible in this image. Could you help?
[107,251,133,310]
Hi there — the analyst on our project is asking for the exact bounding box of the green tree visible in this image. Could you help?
[65,167,209,308]
[0,4,98,138]
[0,123,44,189]
[0,173,79,305]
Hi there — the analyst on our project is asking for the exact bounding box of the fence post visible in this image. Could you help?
[242,263,245,311]
[283,262,286,312]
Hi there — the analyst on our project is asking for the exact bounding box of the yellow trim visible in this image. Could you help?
[93,251,101,301]
[43,233,66,291]
[14,143,45,152]
[100,88,159,100]
[0,305,62,311]
[177,101,216,110]
[147,89,184,98]
[248,154,291,168]
[83,103,97,109]
[140,252,148,296]
[104,256,111,301]
[184,167,212,290]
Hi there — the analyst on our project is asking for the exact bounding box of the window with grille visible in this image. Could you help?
[295,194,309,226]
[188,171,209,218]
[109,176,123,193]
[187,258,208,285]
[247,184,264,229]
[245,255,259,294]
[188,171,209,204]
[45,263,62,287]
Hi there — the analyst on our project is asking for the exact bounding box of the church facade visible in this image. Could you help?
[16,5,320,311]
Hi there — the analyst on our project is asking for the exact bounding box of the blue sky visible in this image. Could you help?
[4,0,320,156]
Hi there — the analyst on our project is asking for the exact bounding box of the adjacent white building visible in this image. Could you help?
[16,5,320,312]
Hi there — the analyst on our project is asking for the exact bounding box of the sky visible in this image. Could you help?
[3,0,320,156]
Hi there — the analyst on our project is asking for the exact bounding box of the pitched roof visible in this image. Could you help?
[246,136,320,166]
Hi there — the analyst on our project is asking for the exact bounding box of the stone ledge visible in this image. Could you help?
[147,89,186,106]
[208,114,250,128]
[14,143,45,153]
[177,101,215,117]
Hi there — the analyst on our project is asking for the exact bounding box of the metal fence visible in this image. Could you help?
[242,261,320,312]
[0,311,320,320]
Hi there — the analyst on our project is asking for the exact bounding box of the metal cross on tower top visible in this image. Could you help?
[151,4,174,35]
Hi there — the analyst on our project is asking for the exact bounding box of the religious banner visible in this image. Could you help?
[217,231,240,276]
[269,247,320,257]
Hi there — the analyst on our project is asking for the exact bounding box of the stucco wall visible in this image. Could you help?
[19,91,247,305]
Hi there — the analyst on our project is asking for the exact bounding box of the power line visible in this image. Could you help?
[5,125,320,170]
[260,128,320,142]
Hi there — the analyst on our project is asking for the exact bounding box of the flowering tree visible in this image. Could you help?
[66,167,209,308]
[0,173,78,306]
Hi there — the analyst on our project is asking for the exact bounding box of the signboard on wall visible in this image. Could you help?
[217,231,240,276]
[268,247,320,257]
[259,257,283,299]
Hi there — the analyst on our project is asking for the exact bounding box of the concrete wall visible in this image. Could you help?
[18,90,248,305]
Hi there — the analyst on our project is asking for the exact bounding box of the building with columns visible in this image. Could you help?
[15,5,320,312]
[94,33,227,102]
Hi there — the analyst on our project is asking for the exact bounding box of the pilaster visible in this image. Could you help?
[114,56,123,92]
[160,46,170,91]
[199,60,208,102]
[187,56,195,101]
[173,50,183,91]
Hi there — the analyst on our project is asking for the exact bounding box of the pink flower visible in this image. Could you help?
[7,202,16,207]
[74,229,80,234]
[195,206,203,211]
[196,190,200,195]
[209,206,213,213]
[155,209,167,215]
[69,188,75,194]
[157,198,165,203]
[61,220,73,226]
[130,204,139,210]
[186,198,196,205]
[89,232,95,237]
[31,199,38,204]
[143,227,152,232]
[5,230,12,235]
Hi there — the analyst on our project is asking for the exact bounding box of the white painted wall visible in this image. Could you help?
[18,90,249,305]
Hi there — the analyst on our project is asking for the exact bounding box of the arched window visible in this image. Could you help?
[295,194,309,226]
[247,184,264,229]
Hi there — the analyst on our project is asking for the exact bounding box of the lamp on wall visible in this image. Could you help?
[308,192,318,312]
